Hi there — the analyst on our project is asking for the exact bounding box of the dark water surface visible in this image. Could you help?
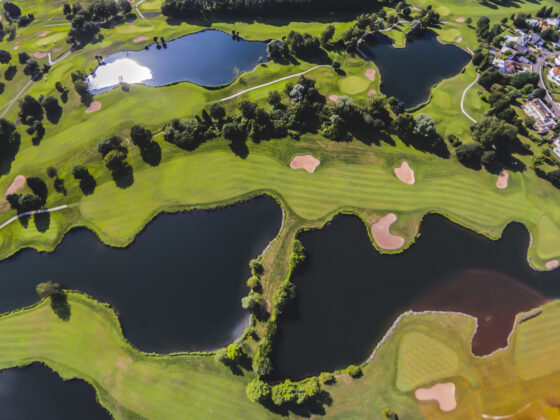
[86,29,268,93]
[0,363,110,420]
[360,32,471,108]
[273,214,559,379]
[0,196,281,353]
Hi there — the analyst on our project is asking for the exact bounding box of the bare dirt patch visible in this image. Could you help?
[371,213,405,250]
[496,170,509,189]
[415,382,457,412]
[329,95,339,103]
[5,175,26,196]
[290,155,320,173]
[133,35,149,43]
[365,68,376,81]
[33,51,47,59]
[37,30,51,37]
[455,17,465,22]
[394,161,415,185]
[85,101,102,113]
[546,260,559,270]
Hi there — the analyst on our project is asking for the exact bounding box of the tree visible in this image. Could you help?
[320,24,335,46]
[267,90,282,108]
[241,290,264,310]
[409,19,423,37]
[104,149,127,171]
[481,149,497,167]
[46,166,57,178]
[0,118,17,153]
[345,365,362,378]
[456,143,482,166]
[394,113,416,139]
[319,372,335,385]
[36,281,63,299]
[18,193,42,211]
[414,113,437,137]
[0,49,11,64]
[41,96,62,122]
[226,344,244,363]
[240,100,257,119]
[297,378,320,404]
[246,379,271,404]
[18,52,30,65]
[23,59,39,76]
[267,40,282,61]
[130,125,152,147]
[471,116,518,156]
[272,380,298,406]
[209,103,226,121]
[18,95,43,124]
[72,165,89,179]
[98,136,125,157]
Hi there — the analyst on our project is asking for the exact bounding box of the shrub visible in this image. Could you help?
[246,276,260,290]
[447,134,462,147]
[290,239,306,268]
[318,372,335,385]
[345,365,362,378]
[272,282,296,314]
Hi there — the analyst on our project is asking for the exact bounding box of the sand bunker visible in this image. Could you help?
[37,30,51,37]
[12,45,19,51]
[496,171,509,189]
[455,37,463,42]
[133,35,149,43]
[329,95,339,102]
[415,383,457,412]
[371,213,405,250]
[546,260,559,270]
[290,155,320,173]
[33,51,47,59]
[365,68,376,81]
[456,17,465,22]
[85,101,102,113]
[394,161,415,185]
[368,89,377,96]
[5,175,26,196]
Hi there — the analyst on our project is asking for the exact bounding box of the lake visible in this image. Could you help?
[86,30,268,94]
[0,196,282,354]
[272,214,559,379]
[0,363,110,420]
[359,32,471,109]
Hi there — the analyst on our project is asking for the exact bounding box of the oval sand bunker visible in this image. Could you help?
[290,155,320,173]
[496,170,509,189]
[546,259,559,270]
[415,382,457,412]
[365,68,376,81]
[85,101,102,113]
[5,175,26,196]
[133,35,149,43]
[371,213,405,250]
[394,161,415,185]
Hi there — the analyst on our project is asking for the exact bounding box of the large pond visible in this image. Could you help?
[0,196,281,353]
[86,29,269,94]
[272,214,559,379]
[359,32,471,109]
[0,363,110,419]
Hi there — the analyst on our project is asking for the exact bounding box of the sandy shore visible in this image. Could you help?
[394,161,415,185]
[415,383,457,412]
[371,213,405,250]
[290,155,320,173]
[5,175,26,196]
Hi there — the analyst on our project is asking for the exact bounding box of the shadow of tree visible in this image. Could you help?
[34,211,50,233]
[140,141,162,166]
[79,174,96,195]
[113,164,134,188]
[0,133,20,175]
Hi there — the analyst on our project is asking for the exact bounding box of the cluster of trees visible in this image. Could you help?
[7,176,48,213]
[71,71,92,105]
[63,0,132,45]
[215,343,245,366]
[246,377,322,407]
[18,94,62,143]
[242,259,265,311]
[97,136,131,176]
[3,2,34,28]
[267,31,322,61]
[0,117,18,156]
[161,0,394,19]
[131,124,161,166]
[72,165,96,195]
[46,166,66,195]
[16,51,44,78]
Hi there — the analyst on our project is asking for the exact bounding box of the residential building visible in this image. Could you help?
[522,98,557,133]
[555,56,560,66]
[548,66,560,86]
[529,33,544,48]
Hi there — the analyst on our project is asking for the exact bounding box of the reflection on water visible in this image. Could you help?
[86,58,152,91]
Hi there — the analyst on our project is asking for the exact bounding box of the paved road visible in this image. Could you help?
[461,73,480,124]
[0,204,71,231]
[535,50,560,117]
[135,0,148,19]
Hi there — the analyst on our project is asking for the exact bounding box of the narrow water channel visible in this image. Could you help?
[0,196,282,354]
[272,214,558,379]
